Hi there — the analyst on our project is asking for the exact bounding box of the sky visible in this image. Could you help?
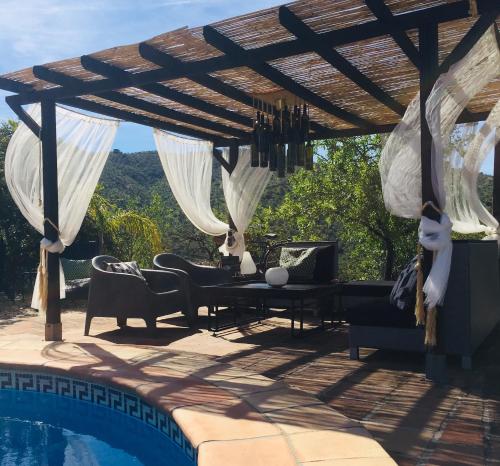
[0,0,283,152]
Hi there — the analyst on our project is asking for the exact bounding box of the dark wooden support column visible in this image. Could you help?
[419,23,446,382]
[493,138,500,222]
[41,99,62,341]
[227,144,239,231]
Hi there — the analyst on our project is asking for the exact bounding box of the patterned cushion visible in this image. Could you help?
[279,247,318,280]
[106,261,146,281]
[61,258,92,281]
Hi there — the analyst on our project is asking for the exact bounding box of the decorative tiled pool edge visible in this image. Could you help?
[0,368,197,464]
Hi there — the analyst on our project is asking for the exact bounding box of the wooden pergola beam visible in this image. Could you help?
[279,6,406,117]
[7,98,40,136]
[213,147,231,172]
[6,1,496,105]
[2,75,233,144]
[138,43,333,135]
[33,65,247,139]
[439,12,499,74]
[63,97,232,145]
[203,25,373,130]
[81,55,253,129]
[365,0,421,69]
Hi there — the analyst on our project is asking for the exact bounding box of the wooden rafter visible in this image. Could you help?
[2,77,231,144]
[279,6,406,116]
[203,25,373,130]
[138,42,333,135]
[365,0,421,69]
[439,11,499,73]
[33,65,247,138]
[81,55,253,128]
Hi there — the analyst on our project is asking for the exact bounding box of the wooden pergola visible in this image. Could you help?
[0,0,498,341]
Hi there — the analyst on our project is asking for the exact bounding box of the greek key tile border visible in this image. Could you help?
[0,369,196,464]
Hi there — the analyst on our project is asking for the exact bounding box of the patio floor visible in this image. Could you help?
[1,300,499,465]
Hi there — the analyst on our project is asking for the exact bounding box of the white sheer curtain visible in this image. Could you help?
[379,26,500,220]
[446,103,500,235]
[220,146,272,259]
[426,26,500,211]
[153,129,228,236]
[378,92,422,218]
[5,103,119,311]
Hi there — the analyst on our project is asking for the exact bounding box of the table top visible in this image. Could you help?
[206,281,340,300]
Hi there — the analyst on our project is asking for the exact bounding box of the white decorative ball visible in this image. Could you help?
[265,267,289,287]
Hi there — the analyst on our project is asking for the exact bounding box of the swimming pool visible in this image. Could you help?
[0,369,196,466]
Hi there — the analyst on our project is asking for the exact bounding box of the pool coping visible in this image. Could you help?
[0,343,397,465]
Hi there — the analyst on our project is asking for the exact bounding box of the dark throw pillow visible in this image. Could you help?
[389,256,419,312]
[106,261,146,281]
[279,247,318,280]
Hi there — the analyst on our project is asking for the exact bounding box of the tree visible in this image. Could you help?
[0,121,39,298]
[81,188,163,267]
[250,136,417,280]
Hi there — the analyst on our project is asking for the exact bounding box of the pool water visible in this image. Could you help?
[0,389,194,466]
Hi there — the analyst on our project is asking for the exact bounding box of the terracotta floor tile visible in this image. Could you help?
[362,421,435,458]
[198,436,297,466]
[137,378,238,412]
[172,400,280,447]
[265,403,360,434]
[243,387,321,413]
[212,375,287,396]
[288,428,389,462]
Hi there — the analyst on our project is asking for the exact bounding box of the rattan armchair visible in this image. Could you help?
[85,255,191,336]
[153,253,233,318]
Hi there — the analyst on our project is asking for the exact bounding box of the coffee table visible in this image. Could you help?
[205,281,341,336]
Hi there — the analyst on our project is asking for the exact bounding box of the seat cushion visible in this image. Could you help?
[347,301,417,328]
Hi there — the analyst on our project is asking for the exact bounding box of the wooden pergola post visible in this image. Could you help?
[41,98,62,341]
[227,144,239,231]
[419,23,447,382]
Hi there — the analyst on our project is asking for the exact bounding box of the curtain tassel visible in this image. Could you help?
[425,307,438,347]
[37,246,49,314]
[414,245,425,325]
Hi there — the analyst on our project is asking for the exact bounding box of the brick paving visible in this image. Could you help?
[1,300,499,465]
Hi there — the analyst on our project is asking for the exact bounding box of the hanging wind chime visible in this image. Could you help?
[250,98,314,177]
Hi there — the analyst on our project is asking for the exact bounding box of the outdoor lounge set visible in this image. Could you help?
[84,237,500,372]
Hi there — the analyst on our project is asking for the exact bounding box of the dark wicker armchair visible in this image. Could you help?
[153,253,233,318]
[85,255,191,336]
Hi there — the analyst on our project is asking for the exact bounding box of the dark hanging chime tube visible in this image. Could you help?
[250,109,260,167]
[304,105,314,170]
[286,105,296,173]
[269,108,279,171]
[277,105,286,178]
[297,104,307,166]
[260,111,269,167]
